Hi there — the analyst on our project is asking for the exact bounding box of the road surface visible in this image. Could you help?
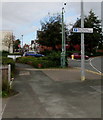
[68,56,102,74]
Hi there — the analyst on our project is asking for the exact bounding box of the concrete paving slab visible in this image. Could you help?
[42,69,101,82]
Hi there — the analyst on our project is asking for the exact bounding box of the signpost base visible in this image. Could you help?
[81,76,85,81]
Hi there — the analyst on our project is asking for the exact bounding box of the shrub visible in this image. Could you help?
[17,51,68,68]
[2,57,15,71]
[1,51,9,57]
[40,50,53,56]
[9,53,23,56]
[32,59,60,68]
[17,54,61,68]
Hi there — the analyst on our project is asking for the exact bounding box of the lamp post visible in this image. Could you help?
[61,3,66,68]
[101,1,103,55]
[21,35,23,48]
[21,35,23,53]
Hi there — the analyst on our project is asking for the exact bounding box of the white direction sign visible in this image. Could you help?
[73,28,93,33]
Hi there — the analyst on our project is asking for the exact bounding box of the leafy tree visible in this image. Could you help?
[69,10,102,53]
[37,14,69,51]
[13,39,21,51]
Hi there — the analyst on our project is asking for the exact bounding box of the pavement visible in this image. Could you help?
[2,63,102,119]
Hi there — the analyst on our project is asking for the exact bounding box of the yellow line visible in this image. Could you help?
[85,69,103,76]
[74,67,103,76]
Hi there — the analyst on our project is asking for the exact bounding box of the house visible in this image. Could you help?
[30,40,40,52]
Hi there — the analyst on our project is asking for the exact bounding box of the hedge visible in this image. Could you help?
[17,56,60,68]
[2,57,15,72]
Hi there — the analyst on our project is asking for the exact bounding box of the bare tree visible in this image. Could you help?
[3,33,15,52]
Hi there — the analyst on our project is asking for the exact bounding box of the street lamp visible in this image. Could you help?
[21,35,23,48]
[101,1,103,36]
[61,3,66,68]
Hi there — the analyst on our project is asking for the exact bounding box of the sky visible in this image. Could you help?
[0,1,102,45]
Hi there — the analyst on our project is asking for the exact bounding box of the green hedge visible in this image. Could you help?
[2,57,15,71]
[0,51,23,57]
[0,51,9,57]
[17,56,60,68]
[8,53,23,56]
[16,51,62,68]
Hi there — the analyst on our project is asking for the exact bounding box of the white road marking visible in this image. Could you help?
[0,103,6,120]
[89,58,102,74]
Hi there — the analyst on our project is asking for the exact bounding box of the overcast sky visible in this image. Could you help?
[1,1,102,45]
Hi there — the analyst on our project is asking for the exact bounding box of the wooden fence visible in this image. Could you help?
[0,64,12,90]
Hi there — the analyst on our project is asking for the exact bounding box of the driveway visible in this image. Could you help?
[2,63,101,118]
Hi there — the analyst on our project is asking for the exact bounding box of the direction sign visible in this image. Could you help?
[73,28,93,33]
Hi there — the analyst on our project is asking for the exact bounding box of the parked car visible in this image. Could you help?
[23,51,45,57]
[70,53,89,59]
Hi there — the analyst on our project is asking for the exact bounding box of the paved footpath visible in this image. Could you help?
[2,63,101,118]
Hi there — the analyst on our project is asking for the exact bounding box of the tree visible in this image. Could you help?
[37,14,69,51]
[3,33,15,52]
[69,10,102,53]
[13,39,21,51]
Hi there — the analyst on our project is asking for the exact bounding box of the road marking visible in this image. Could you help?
[89,58,102,74]
[90,86,102,93]
[0,103,6,119]
[74,67,103,76]
[85,69,103,76]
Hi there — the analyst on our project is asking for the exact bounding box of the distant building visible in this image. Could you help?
[30,40,40,52]
[23,44,29,52]
[0,30,13,53]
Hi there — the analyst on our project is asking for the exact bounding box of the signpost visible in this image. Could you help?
[61,7,66,68]
[101,1,103,35]
[73,1,93,81]
[73,28,93,33]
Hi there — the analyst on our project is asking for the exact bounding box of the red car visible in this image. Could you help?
[71,53,89,59]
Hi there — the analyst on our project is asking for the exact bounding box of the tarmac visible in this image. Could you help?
[2,63,102,119]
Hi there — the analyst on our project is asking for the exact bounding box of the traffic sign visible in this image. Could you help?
[73,28,93,33]
[18,44,21,48]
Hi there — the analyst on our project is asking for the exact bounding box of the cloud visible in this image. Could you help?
[1,2,102,44]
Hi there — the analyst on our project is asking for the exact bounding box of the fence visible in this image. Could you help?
[0,64,12,90]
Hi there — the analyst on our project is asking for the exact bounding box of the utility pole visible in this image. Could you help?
[81,0,85,81]
[61,4,66,68]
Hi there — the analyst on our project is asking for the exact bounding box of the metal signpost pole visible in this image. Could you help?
[61,7,65,67]
[73,1,93,81]
[81,0,85,81]
[101,1,103,36]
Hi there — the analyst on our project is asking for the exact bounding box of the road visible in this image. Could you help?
[68,56,102,74]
